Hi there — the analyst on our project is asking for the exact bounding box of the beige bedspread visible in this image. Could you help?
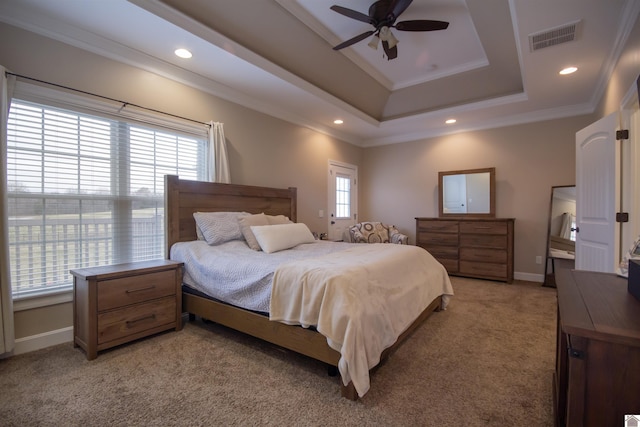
[269,243,453,398]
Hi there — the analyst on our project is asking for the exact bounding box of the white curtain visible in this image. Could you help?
[207,121,230,183]
[0,66,15,356]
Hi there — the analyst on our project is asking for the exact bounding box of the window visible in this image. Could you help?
[7,100,206,297]
[335,175,351,219]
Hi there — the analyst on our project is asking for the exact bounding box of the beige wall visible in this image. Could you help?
[360,116,593,278]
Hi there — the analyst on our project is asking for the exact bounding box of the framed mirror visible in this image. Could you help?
[438,167,495,218]
[543,185,576,286]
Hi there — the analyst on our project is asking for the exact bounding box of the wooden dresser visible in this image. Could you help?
[415,217,514,283]
[71,259,183,360]
[554,269,640,426]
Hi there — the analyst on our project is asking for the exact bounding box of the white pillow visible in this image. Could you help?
[193,211,249,245]
[250,223,316,254]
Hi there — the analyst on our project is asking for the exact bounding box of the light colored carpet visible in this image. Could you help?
[0,277,557,426]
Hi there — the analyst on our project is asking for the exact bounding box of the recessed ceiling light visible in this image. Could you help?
[559,66,577,75]
[445,119,457,124]
[174,48,192,59]
[334,119,344,125]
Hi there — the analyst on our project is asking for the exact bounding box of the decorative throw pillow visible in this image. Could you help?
[238,213,270,250]
[250,223,315,253]
[193,211,249,245]
[349,222,390,243]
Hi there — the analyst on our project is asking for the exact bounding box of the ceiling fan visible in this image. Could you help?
[330,0,449,60]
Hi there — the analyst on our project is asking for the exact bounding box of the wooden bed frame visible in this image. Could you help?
[164,175,443,400]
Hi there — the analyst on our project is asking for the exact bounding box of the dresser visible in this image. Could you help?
[554,269,640,426]
[71,259,183,360]
[415,217,514,283]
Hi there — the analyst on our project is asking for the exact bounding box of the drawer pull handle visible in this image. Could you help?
[125,285,156,294]
[473,226,492,230]
[126,314,156,328]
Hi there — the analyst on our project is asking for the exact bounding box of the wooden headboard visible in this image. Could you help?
[164,175,297,257]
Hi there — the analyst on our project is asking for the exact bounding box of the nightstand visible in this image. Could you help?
[71,259,183,360]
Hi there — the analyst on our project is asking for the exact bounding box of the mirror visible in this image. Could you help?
[543,185,576,286]
[439,167,496,217]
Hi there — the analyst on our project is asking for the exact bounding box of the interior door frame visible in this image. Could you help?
[619,81,640,257]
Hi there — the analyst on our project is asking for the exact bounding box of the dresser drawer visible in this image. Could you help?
[417,232,459,246]
[459,221,508,235]
[460,260,507,278]
[417,220,459,233]
[98,270,176,311]
[439,258,459,273]
[460,234,507,249]
[97,296,176,345]
[460,247,507,263]
[425,245,459,259]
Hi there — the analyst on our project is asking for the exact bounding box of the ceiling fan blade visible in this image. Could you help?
[330,5,371,24]
[382,39,398,60]
[333,30,375,50]
[395,20,450,32]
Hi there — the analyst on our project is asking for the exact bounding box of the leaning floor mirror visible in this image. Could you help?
[543,185,576,286]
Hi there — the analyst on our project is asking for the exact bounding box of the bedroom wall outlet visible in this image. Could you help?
[318,210,324,218]
[536,256,542,265]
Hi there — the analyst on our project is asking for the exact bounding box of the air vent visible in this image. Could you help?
[529,20,581,52]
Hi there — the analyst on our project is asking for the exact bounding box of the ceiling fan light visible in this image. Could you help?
[386,31,399,49]
[368,35,380,50]
[379,26,399,49]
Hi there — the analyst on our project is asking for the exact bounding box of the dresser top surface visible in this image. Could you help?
[556,268,640,346]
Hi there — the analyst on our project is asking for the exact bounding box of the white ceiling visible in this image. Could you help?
[282,0,489,90]
[0,0,638,147]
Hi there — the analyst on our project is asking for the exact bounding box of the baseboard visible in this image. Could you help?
[14,326,73,355]
[515,271,544,283]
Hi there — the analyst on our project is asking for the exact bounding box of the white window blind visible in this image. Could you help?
[7,100,206,297]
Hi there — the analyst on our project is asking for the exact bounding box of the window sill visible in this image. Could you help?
[13,286,73,312]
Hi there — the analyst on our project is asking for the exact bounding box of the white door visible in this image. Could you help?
[575,112,620,273]
[328,161,357,241]
[442,174,467,213]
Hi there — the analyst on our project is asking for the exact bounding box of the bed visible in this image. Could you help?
[165,175,453,400]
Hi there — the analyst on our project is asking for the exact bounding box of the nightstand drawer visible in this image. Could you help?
[98,270,176,311]
[97,296,176,345]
